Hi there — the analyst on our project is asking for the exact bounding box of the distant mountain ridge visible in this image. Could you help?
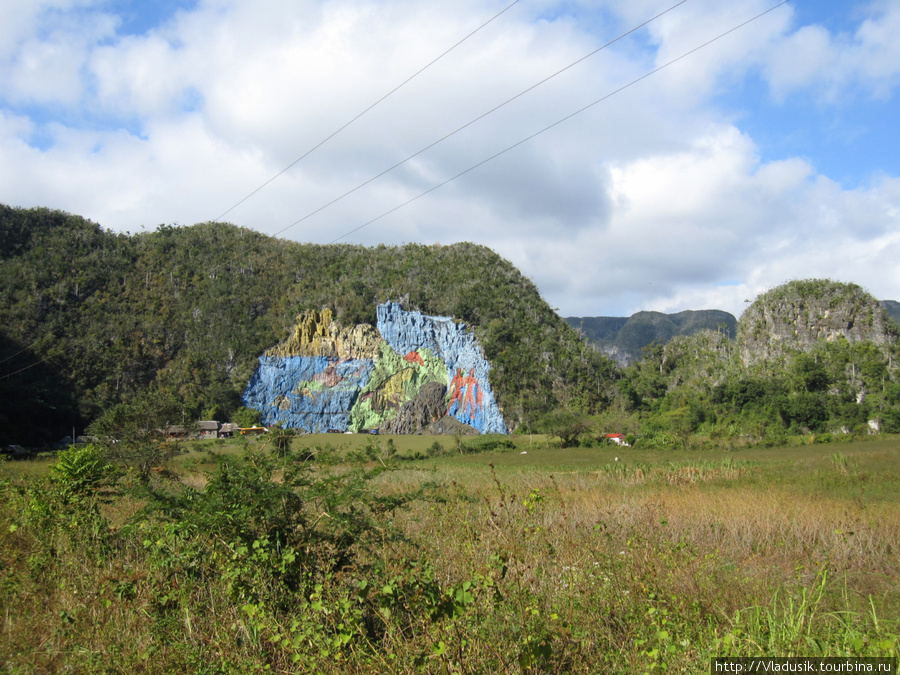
[881,300,900,327]
[565,310,737,366]
[569,300,900,367]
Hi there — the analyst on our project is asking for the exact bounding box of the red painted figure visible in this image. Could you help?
[404,350,425,367]
[447,368,465,415]
[462,369,482,419]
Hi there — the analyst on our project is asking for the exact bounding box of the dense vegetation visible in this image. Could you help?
[0,205,615,446]
[5,205,900,453]
[1,436,897,672]
[566,309,737,366]
[612,279,900,449]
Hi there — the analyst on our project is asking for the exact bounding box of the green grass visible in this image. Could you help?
[2,435,899,673]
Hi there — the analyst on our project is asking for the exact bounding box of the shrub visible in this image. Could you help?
[50,443,118,502]
[462,436,517,453]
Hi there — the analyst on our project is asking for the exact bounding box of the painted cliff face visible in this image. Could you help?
[243,355,374,432]
[242,303,507,434]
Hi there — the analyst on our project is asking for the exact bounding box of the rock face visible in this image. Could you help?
[737,279,897,365]
[264,308,382,360]
[242,303,507,434]
[379,381,448,435]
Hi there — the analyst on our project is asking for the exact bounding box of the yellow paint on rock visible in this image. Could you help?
[266,310,382,360]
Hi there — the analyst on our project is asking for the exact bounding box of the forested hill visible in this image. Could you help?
[881,300,900,328]
[0,205,616,446]
[566,310,737,366]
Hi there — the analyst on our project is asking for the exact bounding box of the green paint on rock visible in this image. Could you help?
[348,344,447,432]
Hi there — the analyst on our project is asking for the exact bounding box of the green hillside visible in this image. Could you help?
[881,300,900,328]
[566,309,737,365]
[8,206,900,451]
[615,279,900,447]
[0,205,616,446]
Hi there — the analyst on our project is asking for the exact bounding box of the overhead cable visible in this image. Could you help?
[0,341,41,366]
[327,0,790,244]
[0,354,52,381]
[273,0,689,239]
[211,0,523,224]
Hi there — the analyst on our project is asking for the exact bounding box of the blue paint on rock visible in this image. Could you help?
[242,355,374,433]
[376,303,506,434]
[242,303,507,434]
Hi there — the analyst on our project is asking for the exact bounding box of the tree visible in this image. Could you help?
[790,354,829,393]
[232,406,262,428]
[87,388,182,481]
[538,409,592,448]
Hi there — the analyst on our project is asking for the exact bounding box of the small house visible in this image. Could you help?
[3,445,28,459]
[164,425,188,439]
[198,421,221,439]
[219,423,240,438]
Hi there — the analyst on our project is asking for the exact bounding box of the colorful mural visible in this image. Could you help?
[242,355,374,433]
[242,303,507,434]
[447,368,485,428]
[348,342,447,431]
[376,302,505,434]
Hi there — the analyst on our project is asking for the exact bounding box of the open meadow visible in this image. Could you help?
[1,435,898,673]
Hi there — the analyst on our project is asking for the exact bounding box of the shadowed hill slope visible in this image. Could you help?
[880,300,900,328]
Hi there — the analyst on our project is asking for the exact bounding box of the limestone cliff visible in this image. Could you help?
[736,279,897,365]
[265,308,381,360]
[242,303,507,434]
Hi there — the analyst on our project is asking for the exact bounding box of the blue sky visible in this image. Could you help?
[112,0,198,36]
[2,0,899,318]
[713,0,900,187]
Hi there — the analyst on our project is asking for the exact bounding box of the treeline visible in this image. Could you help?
[607,280,900,448]
[0,205,615,446]
[6,205,899,450]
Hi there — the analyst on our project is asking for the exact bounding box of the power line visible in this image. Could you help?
[274,1,692,240]
[211,0,523,224]
[0,342,40,366]
[327,0,790,244]
[271,0,689,239]
[0,354,52,381]
[0,370,63,395]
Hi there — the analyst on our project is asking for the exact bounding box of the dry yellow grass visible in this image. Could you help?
[3,437,898,673]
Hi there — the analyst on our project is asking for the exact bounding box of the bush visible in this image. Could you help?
[462,436,517,453]
[50,443,118,502]
[881,409,900,434]
[538,410,592,448]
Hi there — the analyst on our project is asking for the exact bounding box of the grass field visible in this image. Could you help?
[1,434,898,673]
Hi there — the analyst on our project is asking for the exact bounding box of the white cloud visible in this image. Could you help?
[764,0,900,102]
[90,34,190,117]
[1,0,899,321]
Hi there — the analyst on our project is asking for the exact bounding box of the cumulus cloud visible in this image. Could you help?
[0,0,899,319]
[763,0,900,102]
